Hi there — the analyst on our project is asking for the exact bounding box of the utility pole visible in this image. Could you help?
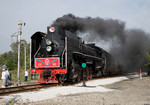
[24,44,26,72]
[17,20,25,85]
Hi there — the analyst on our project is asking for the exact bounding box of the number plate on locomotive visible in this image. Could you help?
[35,57,60,68]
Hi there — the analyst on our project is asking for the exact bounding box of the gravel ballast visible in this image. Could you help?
[1,75,150,105]
[32,76,150,105]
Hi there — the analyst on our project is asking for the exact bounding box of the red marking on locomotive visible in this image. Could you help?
[35,58,60,68]
[30,69,67,84]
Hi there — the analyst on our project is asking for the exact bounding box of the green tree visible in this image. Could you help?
[0,39,30,81]
[20,40,30,70]
[0,39,30,70]
[0,51,16,70]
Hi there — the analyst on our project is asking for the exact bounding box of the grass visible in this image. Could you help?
[9,69,31,82]
[0,68,39,83]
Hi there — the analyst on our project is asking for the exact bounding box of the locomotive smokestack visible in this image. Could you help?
[51,14,150,73]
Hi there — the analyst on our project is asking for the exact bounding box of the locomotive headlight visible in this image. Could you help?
[46,39,52,45]
[46,46,52,52]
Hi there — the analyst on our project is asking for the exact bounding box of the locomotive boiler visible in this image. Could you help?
[30,26,122,84]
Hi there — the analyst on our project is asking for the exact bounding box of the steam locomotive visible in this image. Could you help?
[30,26,123,84]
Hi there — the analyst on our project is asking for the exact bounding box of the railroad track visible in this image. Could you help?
[0,78,98,96]
[0,83,61,96]
[0,75,122,96]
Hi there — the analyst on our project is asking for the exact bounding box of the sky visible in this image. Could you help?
[0,0,150,54]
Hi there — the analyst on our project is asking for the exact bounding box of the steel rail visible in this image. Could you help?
[0,83,61,96]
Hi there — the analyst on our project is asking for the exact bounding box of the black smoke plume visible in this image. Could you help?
[52,14,150,72]
[52,14,126,44]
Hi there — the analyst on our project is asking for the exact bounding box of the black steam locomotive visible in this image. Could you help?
[30,26,122,84]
